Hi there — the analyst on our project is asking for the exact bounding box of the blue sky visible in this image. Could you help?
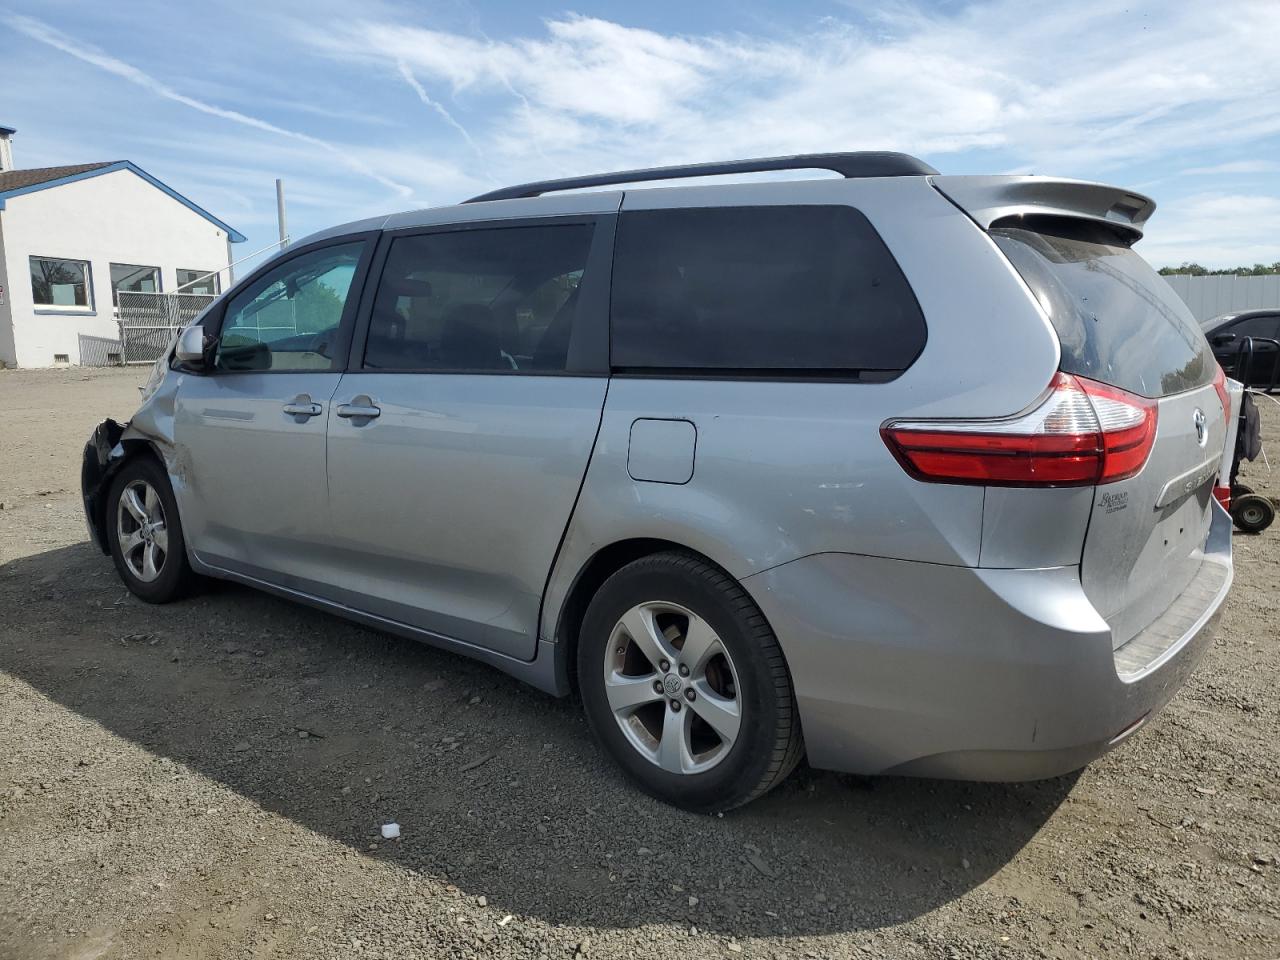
[2,0,1278,272]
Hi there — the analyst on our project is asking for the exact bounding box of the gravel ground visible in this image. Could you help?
[0,365,1277,960]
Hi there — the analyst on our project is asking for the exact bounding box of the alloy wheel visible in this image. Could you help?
[603,601,742,775]
[116,479,169,583]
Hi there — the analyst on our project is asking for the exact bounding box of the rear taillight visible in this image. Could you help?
[881,373,1157,487]
[1212,364,1230,430]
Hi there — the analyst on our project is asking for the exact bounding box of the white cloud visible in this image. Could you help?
[1181,160,1280,176]
[8,13,414,197]
[304,1,1280,178]
[1141,193,1280,268]
[7,0,1276,267]
[396,61,481,156]
[295,1,1280,267]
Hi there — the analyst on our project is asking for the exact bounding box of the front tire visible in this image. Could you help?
[106,456,194,603]
[578,551,804,812]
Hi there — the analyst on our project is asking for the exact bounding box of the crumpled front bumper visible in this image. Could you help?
[81,418,127,554]
[743,501,1233,781]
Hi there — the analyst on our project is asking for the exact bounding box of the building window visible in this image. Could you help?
[110,263,161,305]
[176,268,221,296]
[30,256,92,309]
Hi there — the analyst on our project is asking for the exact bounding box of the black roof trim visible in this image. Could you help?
[464,152,938,203]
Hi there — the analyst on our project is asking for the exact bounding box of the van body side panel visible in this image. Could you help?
[540,178,1063,646]
[979,485,1094,568]
[744,500,1230,777]
[326,374,608,660]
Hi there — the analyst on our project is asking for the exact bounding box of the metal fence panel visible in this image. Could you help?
[1163,274,1280,322]
[77,334,123,367]
[117,291,216,364]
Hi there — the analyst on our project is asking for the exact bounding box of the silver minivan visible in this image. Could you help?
[81,153,1234,811]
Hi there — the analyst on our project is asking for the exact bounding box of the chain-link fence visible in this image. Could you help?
[116,291,217,365]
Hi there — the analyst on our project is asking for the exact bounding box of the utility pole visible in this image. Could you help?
[275,178,288,250]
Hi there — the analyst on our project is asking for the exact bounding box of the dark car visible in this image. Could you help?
[1201,309,1280,389]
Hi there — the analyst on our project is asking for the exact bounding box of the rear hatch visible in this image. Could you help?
[985,212,1226,648]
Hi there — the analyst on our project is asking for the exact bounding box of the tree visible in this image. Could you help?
[1158,261,1280,276]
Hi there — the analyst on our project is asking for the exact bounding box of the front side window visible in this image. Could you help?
[177,268,221,296]
[215,242,364,372]
[110,263,161,305]
[30,256,92,309]
[1226,315,1280,341]
[364,223,594,372]
[610,205,926,374]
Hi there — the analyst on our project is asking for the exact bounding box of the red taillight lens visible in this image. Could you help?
[1212,364,1230,430]
[882,373,1157,487]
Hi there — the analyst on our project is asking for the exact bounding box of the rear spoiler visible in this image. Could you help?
[930,176,1156,242]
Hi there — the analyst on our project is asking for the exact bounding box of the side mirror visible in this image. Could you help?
[174,325,207,365]
[1211,332,1237,347]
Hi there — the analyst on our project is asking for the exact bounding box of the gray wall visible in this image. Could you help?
[1163,274,1280,322]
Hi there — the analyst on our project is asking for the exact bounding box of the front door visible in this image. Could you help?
[172,238,371,585]
[324,218,612,660]
[1214,314,1280,388]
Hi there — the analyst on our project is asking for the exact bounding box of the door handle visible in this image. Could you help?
[336,395,381,420]
[283,395,323,418]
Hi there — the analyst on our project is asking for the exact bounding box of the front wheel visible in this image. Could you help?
[578,552,804,812]
[106,456,195,603]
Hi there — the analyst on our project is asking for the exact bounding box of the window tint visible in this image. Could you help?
[610,206,925,374]
[1227,315,1280,340]
[216,242,364,372]
[992,219,1215,398]
[364,224,594,372]
[30,256,91,308]
[110,263,161,305]
[177,268,220,296]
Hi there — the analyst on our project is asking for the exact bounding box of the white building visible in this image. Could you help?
[0,125,245,368]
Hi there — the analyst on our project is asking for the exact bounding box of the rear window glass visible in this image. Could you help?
[992,219,1215,397]
[610,205,925,375]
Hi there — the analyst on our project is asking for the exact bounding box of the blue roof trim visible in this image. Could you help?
[0,125,15,135]
[0,160,246,242]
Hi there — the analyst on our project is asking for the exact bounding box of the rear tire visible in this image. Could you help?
[1232,493,1275,534]
[106,456,195,603]
[577,551,804,812]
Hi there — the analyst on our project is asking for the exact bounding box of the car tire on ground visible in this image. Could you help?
[577,551,804,812]
[106,455,195,603]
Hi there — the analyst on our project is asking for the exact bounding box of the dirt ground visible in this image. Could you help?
[0,365,1276,960]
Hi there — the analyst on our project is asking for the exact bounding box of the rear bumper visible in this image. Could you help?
[744,501,1233,780]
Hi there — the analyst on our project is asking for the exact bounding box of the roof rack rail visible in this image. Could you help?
[463,151,938,203]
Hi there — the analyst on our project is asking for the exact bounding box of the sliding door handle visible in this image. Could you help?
[283,395,323,418]
[336,395,381,420]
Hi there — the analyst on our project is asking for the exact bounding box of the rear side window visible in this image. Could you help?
[364,224,593,372]
[610,206,925,375]
[991,219,1215,398]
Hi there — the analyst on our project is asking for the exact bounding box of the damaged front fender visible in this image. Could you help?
[80,371,185,554]
[81,418,127,553]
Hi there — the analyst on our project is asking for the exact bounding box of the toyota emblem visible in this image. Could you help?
[1193,408,1207,447]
